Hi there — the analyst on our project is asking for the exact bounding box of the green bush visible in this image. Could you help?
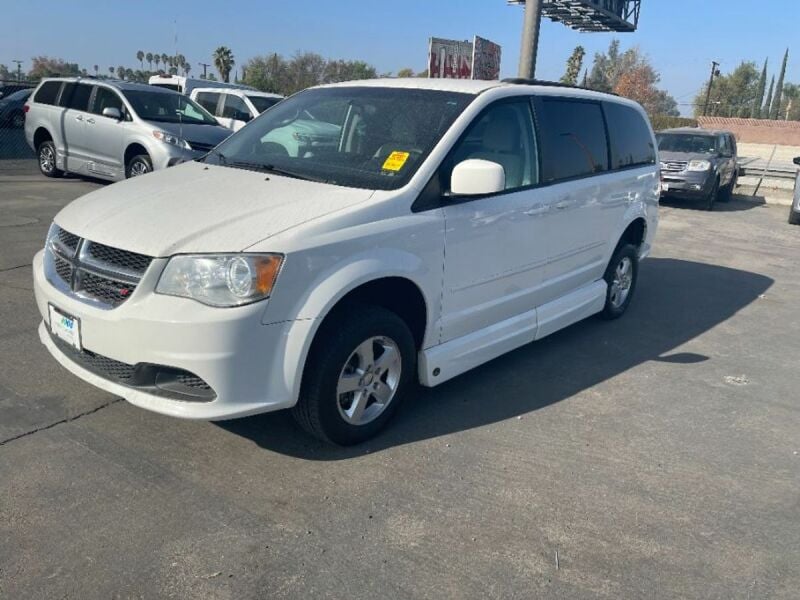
[649,115,699,131]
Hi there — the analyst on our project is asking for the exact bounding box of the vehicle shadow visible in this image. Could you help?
[660,192,766,212]
[216,258,772,460]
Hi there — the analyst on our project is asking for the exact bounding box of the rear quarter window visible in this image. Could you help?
[603,102,656,169]
[33,81,62,106]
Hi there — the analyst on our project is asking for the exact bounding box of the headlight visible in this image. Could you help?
[152,130,191,150]
[155,254,283,307]
[687,160,711,172]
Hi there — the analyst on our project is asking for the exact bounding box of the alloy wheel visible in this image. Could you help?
[609,256,633,309]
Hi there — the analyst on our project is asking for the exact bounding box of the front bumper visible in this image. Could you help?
[150,144,206,171]
[32,250,314,420]
[660,171,714,199]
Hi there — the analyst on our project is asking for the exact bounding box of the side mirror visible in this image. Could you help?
[794,157,800,166]
[238,111,252,122]
[450,159,505,196]
[102,107,121,120]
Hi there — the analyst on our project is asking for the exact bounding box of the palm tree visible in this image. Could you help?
[161,53,169,72]
[108,66,115,75]
[145,52,153,71]
[184,63,192,77]
[213,46,235,83]
[153,52,160,71]
[117,65,125,79]
[136,50,144,69]
[93,64,99,76]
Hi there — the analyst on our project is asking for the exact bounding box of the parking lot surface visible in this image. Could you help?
[1,175,799,599]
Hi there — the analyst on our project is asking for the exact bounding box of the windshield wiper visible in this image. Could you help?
[229,161,327,183]
[202,148,227,164]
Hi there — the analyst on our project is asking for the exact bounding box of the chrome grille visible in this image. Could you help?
[660,161,688,173]
[45,225,153,309]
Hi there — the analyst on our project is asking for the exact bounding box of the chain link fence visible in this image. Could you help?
[0,80,38,175]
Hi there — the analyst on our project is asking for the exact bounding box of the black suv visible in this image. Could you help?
[657,128,738,211]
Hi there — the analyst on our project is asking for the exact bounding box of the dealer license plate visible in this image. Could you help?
[49,304,82,350]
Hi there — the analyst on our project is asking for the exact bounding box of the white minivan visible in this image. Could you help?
[33,78,659,445]
[190,87,284,131]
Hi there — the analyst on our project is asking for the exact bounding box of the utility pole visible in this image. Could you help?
[12,60,23,82]
[518,0,543,79]
[702,61,720,117]
[198,62,210,79]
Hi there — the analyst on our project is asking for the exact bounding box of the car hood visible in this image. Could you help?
[659,151,716,162]
[54,161,375,257]
[144,120,231,145]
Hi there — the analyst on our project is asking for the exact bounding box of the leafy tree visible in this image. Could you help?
[560,46,585,86]
[109,66,115,75]
[763,76,775,118]
[28,56,80,79]
[396,67,415,78]
[751,58,767,118]
[213,46,235,83]
[145,52,153,70]
[323,59,377,83]
[243,53,289,93]
[206,73,218,81]
[416,69,429,78]
[184,63,192,77]
[770,49,789,120]
[117,65,126,79]
[581,69,588,88]
[0,64,10,80]
[693,62,759,118]
[136,50,144,69]
[780,83,800,121]
[285,52,325,93]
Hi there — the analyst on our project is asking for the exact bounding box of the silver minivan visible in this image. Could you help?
[24,78,231,180]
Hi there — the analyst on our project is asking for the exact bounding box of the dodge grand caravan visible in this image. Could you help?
[33,78,659,445]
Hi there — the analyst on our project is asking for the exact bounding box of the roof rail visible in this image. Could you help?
[501,77,618,96]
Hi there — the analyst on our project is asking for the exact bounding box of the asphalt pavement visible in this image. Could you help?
[1,174,799,599]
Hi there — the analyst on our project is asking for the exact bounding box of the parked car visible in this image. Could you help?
[657,128,738,210]
[790,156,800,225]
[0,82,33,99]
[32,78,659,444]
[190,87,283,131]
[0,88,32,128]
[148,74,255,96]
[25,77,231,180]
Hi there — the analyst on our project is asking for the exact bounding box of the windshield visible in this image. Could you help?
[123,89,217,124]
[657,133,718,154]
[205,86,474,190]
[247,95,281,114]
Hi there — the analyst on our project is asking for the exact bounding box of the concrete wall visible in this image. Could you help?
[698,117,800,146]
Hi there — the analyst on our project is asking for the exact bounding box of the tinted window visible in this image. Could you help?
[536,98,609,182]
[222,94,251,120]
[60,83,93,111]
[247,95,281,114]
[446,100,538,191]
[603,102,655,169]
[656,134,717,154]
[92,87,124,115]
[195,91,221,115]
[34,81,62,105]
[122,90,217,124]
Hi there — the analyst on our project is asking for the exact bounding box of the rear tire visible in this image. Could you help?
[125,154,152,178]
[37,141,63,178]
[599,244,639,320]
[292,304,416,445]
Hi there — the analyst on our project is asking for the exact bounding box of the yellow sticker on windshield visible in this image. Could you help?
[382,151,410,172]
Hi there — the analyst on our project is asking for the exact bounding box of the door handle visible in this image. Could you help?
[75,115,83,121]
[86,117,95,124]
[555,201,570,210]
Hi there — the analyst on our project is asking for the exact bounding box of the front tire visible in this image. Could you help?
[719,171,737,202]
[292,304,416,445]
[37,141,63,178]
[599,244,639,320]
[789,206,800,226]
[704,179,719,211]
[125,154,152,178]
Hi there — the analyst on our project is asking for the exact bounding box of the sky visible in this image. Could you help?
[1,0,799,116]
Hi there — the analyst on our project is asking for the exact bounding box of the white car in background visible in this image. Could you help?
[148,74,255,96]
[190,87,284,131]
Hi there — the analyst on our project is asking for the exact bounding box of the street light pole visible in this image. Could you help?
[702,61,720,117]
[518,0,543,79]
[12,60,23,82]
[198,62,210,79]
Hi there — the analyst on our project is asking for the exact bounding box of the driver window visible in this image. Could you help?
[222,94,251,121]
[445,100,538,192]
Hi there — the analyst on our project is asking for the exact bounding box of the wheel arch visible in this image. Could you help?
[124,142,149,166]
[33,126,53,149]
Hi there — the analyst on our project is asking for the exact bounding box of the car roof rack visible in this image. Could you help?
[501,78,618,96]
